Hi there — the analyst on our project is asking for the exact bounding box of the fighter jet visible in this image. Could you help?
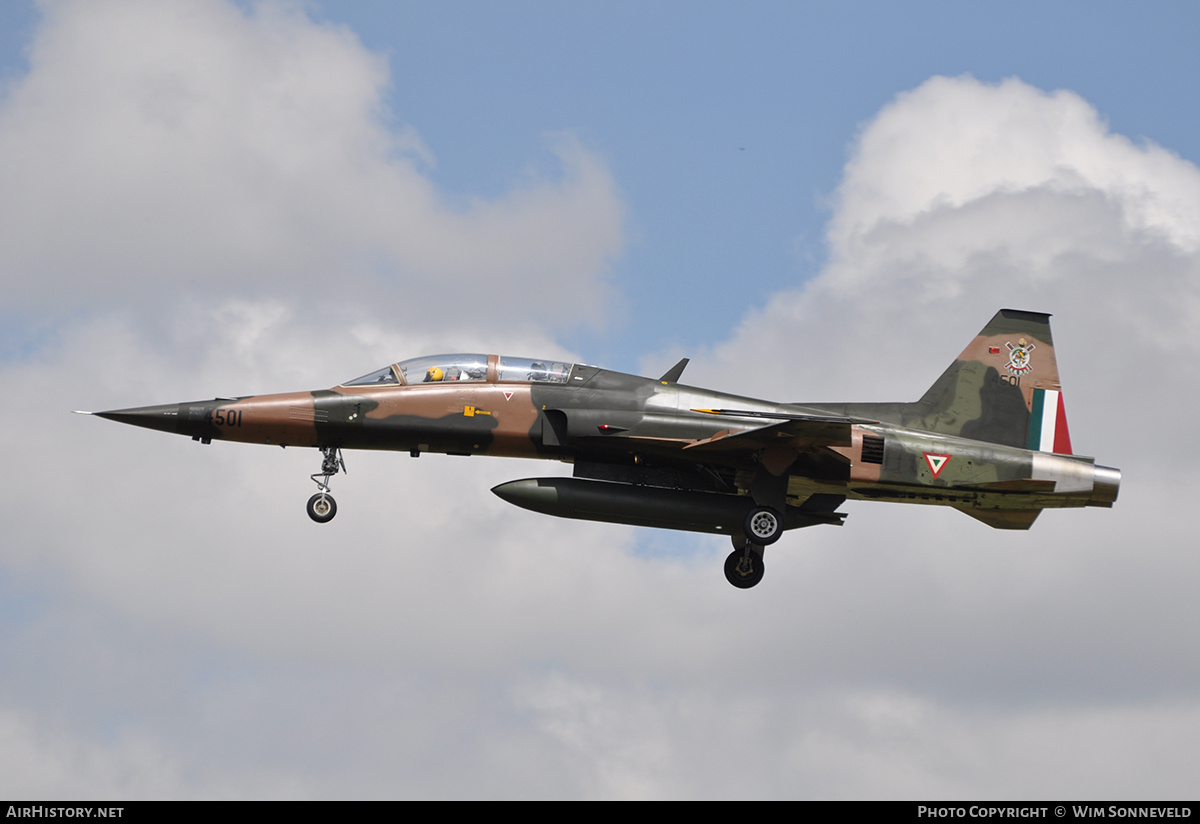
[81,309,1119,588]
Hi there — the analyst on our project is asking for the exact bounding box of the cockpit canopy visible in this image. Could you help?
[397,353,489,384]
[342,354,575,387]
[495,356,572,384]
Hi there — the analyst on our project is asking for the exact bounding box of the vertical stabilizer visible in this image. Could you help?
[915,309,1072,453]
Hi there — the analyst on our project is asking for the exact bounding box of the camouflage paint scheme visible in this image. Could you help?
[87,310,1120,588]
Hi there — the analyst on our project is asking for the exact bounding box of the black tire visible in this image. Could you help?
[744,506,782,545]
[307,493,337,523]
[724,549,765,589]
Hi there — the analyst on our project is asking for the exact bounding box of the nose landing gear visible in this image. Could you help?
[306,492,337,523]
[307,446,345,523]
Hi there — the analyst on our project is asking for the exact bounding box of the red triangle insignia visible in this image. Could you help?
[924,453,951,477]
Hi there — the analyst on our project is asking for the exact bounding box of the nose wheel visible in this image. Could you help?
[307,492,337,523]
[307,446,346,523]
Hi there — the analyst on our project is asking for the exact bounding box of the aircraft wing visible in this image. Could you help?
[678,411,871,477]
[685,409,872,448]
[682,410,874,468]
[683,418,843,451]
[689,408,874,425]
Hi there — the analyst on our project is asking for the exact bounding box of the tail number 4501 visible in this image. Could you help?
[214,408,243,427]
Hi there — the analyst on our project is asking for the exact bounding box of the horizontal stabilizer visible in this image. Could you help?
[972,479,1057,492]
[954,506,1041,530]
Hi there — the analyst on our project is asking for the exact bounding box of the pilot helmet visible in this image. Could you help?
[425,367,445,382]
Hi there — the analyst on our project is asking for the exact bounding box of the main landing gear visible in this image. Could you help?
[307,446,345,523]
[744,505,782,545]
[724,505,781,588]
[725,536,765,589]
[726,453,789,587]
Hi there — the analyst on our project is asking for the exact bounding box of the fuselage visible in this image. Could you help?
[96,351,1119,530]
[87,310,1123,589]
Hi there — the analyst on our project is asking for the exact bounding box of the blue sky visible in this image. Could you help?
[307,1,1200,366]
[9,1,1197,368]
[1,0,1198,800]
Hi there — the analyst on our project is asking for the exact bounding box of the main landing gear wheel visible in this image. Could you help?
[725,547,765,589]
[307,493,337,523]
[744,506,782,545]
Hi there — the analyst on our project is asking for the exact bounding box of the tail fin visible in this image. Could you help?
[915,309,1073,454]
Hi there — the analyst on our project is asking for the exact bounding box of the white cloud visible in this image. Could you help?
[831,76,1200,261]
[0,707,188,799]
[0,0,625,328]
[701,76,1200,413]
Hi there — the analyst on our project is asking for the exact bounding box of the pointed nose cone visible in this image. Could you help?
[94,404,183,435]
